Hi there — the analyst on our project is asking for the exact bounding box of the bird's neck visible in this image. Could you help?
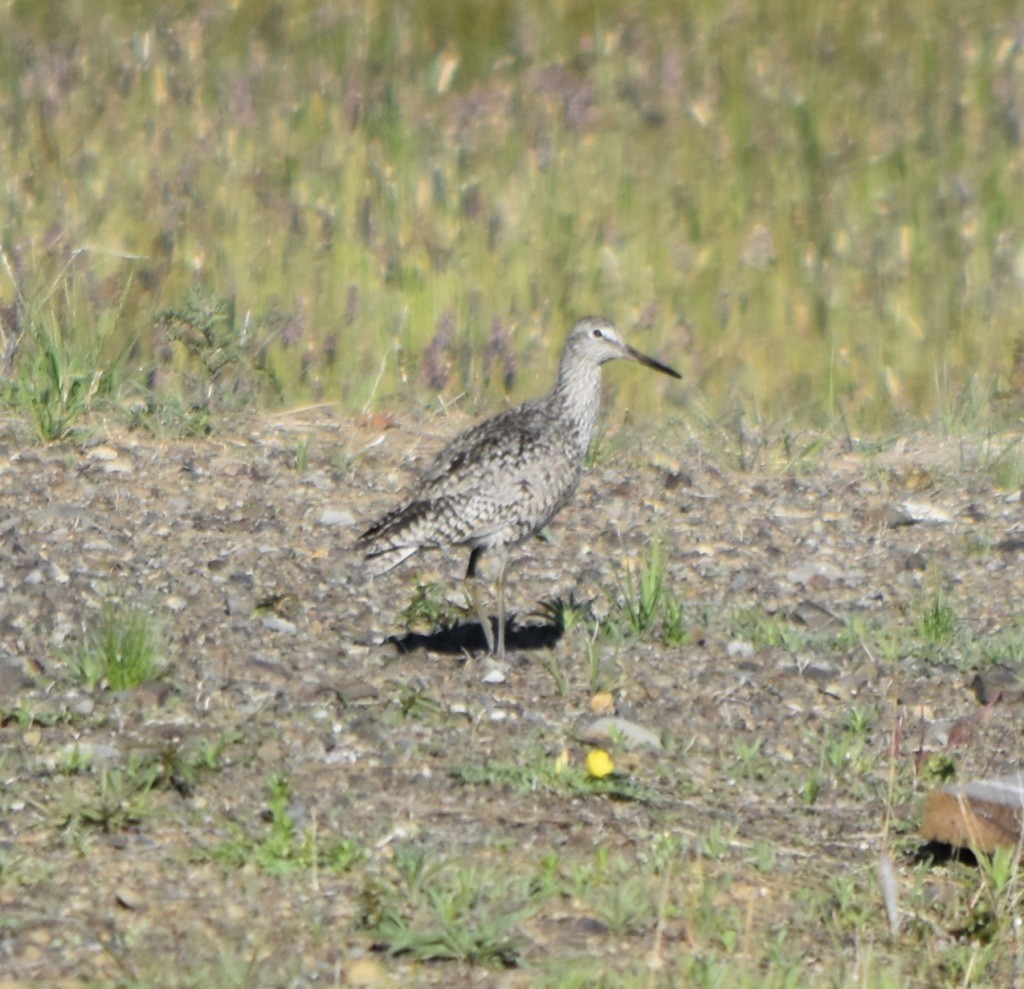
[548,354,603,453]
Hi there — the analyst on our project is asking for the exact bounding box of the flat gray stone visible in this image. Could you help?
[583,716,663,750]
[319,509,356,527]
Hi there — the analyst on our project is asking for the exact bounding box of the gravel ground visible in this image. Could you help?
[1,411,1023,987]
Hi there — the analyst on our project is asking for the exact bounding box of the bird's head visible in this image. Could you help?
[566,317,681,379]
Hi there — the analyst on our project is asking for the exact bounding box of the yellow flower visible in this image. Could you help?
[587,748,615,779]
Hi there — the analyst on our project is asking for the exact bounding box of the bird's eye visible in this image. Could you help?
[591,327,603,339]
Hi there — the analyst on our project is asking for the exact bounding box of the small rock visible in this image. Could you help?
[346,957,387,986]
[103,459,133,474]
[886,501,953,527]
[320,508,356,526]
[0,662,29,693]
[248,658,294,682]
[649,451,681,472]
[727,640,755,658]
[663,470,691,490]
[970,667,1024,705]
[796,659,837,683]
[583,716,663,750]
[68,695,95,717]
[340,681,378,702]
[482,666,507,685]
[792,600,845,631]
[47,562,69,584]
[165,595,187,613]
[87,446,119,462]
[903,550,928,571]
[131,681,175,708]
[115,887,142,910]
[262,616,298,635]
[786,562,843,588]
[306,472,332,491]
[918,719,955,748]
[324,748,360,766]
[820,675,863,701]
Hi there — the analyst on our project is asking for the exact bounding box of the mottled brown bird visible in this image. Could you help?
[359,316,680,658]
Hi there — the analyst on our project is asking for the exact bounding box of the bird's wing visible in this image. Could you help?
[415,404,548,496]
[359,400,582,558]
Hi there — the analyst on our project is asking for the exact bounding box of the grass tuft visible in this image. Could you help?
[68,602,166,690]
[204,774,365,876]
[606,537,691,646]
[1,262,134,440]
[358,845,532,967]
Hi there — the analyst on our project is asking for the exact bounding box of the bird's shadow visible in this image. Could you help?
[389,616,563,656]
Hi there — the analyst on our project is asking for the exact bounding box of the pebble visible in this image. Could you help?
[262,616,297,635]
[887,500,953,526]
[87,446,119,462]
[903,550,928,571]
[583,716,663,750]
[115,887,142,910]
[48,562,70,584]
[792,600,845,631]
[727,640,755,658]
[346,958,387,986]
[820,675,863,702]
[919,719,954,748]
[324,748,360,766]
[786,561,843,588]
[970,667,1024,705]
[320,508,356,526]
[68,695,95,717]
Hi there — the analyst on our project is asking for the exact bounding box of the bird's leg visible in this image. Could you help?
[495,549,508,660]
[465,547,494,654]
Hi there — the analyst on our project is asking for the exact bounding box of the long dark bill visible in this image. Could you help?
[624,343,682,380]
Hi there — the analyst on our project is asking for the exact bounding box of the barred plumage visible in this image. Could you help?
[359,316,680,658]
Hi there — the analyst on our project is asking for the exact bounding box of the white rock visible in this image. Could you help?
[727,640,755,658]
[87,446,119,461]
[897,501,953,525]
[262,616,297,635]
[319,509,356,526]
[584,716,663,750]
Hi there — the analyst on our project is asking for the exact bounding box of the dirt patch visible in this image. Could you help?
[1,412,1022,986]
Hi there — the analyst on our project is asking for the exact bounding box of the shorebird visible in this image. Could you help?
[359,316,680,658]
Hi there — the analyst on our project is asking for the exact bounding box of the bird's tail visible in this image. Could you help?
[361,544,418,577]
[357,501,433,576]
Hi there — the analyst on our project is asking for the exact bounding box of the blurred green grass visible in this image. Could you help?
[2,0,1023,432]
